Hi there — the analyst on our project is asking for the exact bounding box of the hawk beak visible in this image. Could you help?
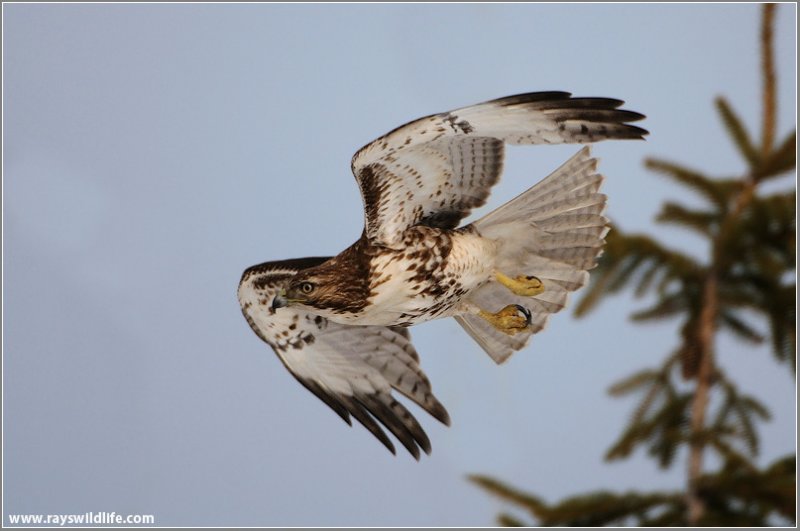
[272,292,289,310]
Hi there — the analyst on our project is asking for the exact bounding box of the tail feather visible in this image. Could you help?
[526,193,607,223]
[535,213,607,232]
[455,314,528,364]
[455,146,608,363]
[477,149,601,227]
[534,230,605,250]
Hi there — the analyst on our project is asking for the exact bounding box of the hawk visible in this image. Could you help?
[239,92,646,458]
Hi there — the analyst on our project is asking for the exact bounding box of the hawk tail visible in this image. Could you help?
[455,146,608,363]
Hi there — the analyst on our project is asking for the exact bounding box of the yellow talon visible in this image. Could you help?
[495,271,545,297]
[478,304,532,335]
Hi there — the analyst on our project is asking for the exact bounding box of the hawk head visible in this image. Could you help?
[271,253,370,315]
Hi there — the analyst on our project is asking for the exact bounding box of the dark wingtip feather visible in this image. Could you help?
[623,124,650,139]
[490,91,572,107]
[391,398,433,455]
[293,376,352,426]
[429,398,452,427]
[357,394,423,460]
[621,110,647,122]
[488,92,648,141]
[338,395,397,456]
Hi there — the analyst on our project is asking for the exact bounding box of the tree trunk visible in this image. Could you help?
[686,273,718,525]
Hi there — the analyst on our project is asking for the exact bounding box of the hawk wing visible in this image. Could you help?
[238,257,450,459]
[351,91,647,246]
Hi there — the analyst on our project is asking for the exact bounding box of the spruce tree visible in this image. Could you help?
[470,4,795,526]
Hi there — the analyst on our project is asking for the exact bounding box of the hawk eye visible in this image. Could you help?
[299,282,315,294]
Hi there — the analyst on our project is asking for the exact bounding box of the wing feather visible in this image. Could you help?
[337,394,397,456]
[238,258,449,458]
[351,91,646,246]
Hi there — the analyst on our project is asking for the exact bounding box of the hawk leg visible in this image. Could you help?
[495,271,545,297]
[477,304,532,335]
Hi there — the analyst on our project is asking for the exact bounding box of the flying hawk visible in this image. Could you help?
[239,92,646,458]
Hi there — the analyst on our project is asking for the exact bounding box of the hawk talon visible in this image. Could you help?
[495,271,545,297]
[514,304,532,326]
[478,304,532,335]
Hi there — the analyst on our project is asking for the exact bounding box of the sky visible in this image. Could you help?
[3,3,796,527]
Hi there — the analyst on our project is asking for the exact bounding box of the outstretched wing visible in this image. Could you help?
[351,91,647,246]
[238,257,450,459]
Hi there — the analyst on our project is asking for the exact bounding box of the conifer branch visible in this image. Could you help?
[467,475,545,515]
[656,202,717,237]
[645,158,734,208]
[761,3,777,158]
[759,130,796,178]
[719,310,765,344]
[496,513,525,527]
[715,97,761,169]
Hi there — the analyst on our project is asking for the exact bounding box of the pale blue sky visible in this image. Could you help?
[3,3,796,526]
